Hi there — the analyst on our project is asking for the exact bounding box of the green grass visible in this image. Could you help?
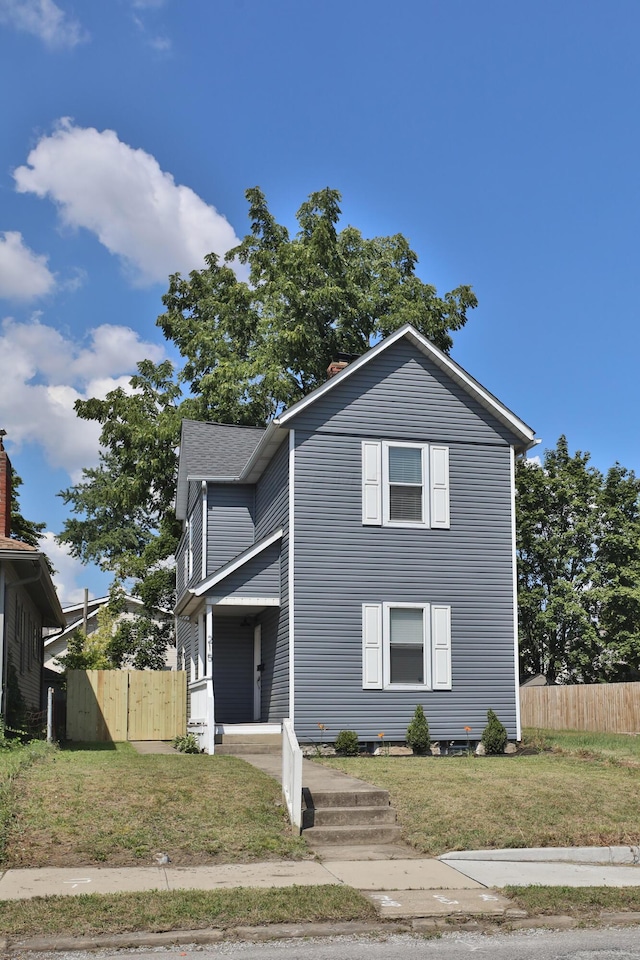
[0,885,375,939]
[0,739,55,863]
[524,728,640,763]
[2,741,307,868]
[505,885,640,918]
[319,750,640,854]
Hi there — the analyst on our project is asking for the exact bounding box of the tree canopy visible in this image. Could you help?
[11,470,46,548]
[516,436,640,683]
[58,186,478,663]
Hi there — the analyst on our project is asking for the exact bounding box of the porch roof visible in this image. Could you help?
[176,528,283,616]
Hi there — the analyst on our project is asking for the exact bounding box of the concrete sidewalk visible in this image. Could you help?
[1,847,639,921]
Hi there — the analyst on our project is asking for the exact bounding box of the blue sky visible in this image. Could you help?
[1,0,639,603]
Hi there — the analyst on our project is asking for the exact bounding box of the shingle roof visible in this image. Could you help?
[181,420,265,477]
[0,535,37,552]
[176,420,265,519]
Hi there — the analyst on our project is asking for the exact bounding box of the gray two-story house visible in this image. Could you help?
[175,324,536,752]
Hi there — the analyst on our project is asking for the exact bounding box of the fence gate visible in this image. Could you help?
[66,670,187,742]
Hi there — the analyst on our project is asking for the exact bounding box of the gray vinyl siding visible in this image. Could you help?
[208,543,280,602]
[291,429,518,744]
[4,574,43,713]
[207,485,255,573]
[288,338,516,447]
[187,497,203,588]
[255,437,288,539]
[176,616,191,672]
[187,479,201,515]
[254,435,290,721]
[258,606,289,720]
[175,536,187,598]
[212,617,253,722]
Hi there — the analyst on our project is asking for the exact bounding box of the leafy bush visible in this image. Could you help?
[481,709,508,755]
[172,733,201,754]
[406,705,430,755]
[335,730,359,756]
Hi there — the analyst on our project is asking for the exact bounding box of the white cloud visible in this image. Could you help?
[14,120,240,286]
[0,231,56,301]
[148,35,171,52]
[0,0,88,49]
[41,532,95,606]
[0,316,166,481]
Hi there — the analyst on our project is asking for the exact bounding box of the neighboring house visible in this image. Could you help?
[44,595,176,672]
[0,439,65,726]
[174,324,537,753]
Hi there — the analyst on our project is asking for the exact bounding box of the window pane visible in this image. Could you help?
[390,607,424,645]
[389,484,422,521]
[389,446,422,484]
[390,645,424,684]
[389,608,424,684]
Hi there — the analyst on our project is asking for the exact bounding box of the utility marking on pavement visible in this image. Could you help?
[433,895,459,904]
[63,879,92,889]
[371,894,402,907]
[479,894,500,901]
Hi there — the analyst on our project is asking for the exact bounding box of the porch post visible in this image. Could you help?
[205,603,215,754]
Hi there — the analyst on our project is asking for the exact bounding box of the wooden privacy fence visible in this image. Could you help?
[66,670,187,742]
[520,681,640,734]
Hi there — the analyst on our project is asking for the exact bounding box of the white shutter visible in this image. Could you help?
[362,441,382,525]
[431,605,452,690]
[362,603,383,689]
[430,445,450,529]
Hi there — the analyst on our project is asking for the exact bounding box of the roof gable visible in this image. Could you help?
[276,325,536,450]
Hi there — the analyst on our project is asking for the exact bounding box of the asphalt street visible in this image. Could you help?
[18,927,640,960]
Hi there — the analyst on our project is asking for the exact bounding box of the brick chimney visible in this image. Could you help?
[0,430,11,538]
[326,360,349,379]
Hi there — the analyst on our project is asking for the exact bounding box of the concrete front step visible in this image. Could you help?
[216,734,282,745]
[303,805,397,829]
[215,743,282,755]
[302,823,403,845]
[303,788,391,808]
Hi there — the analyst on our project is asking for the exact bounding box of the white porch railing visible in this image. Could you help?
[281,718,302,833]
[187,677,215,754]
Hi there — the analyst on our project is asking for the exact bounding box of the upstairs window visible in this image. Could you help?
[362,440,450,529]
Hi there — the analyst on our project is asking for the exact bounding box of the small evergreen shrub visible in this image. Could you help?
[481,709,508,755]
[335,730,359,756]
[406,705,430,755]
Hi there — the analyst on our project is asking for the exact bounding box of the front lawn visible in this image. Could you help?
[320,743,640,854]
[2,742,307,867]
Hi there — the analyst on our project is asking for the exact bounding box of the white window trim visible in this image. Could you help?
[383,602,431,690]
[362,439,450,530]
[382,441,430,528]
[362,601,452,691]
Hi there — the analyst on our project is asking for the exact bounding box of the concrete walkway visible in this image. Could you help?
[1,848,639,918]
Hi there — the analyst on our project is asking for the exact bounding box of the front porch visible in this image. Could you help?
[184,598,284,755]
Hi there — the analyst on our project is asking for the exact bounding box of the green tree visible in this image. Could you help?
[10,469,54,573]
[11,471,45,547]
[591,465,640,680]
[58,186,477,652]
[516,437,640,683]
